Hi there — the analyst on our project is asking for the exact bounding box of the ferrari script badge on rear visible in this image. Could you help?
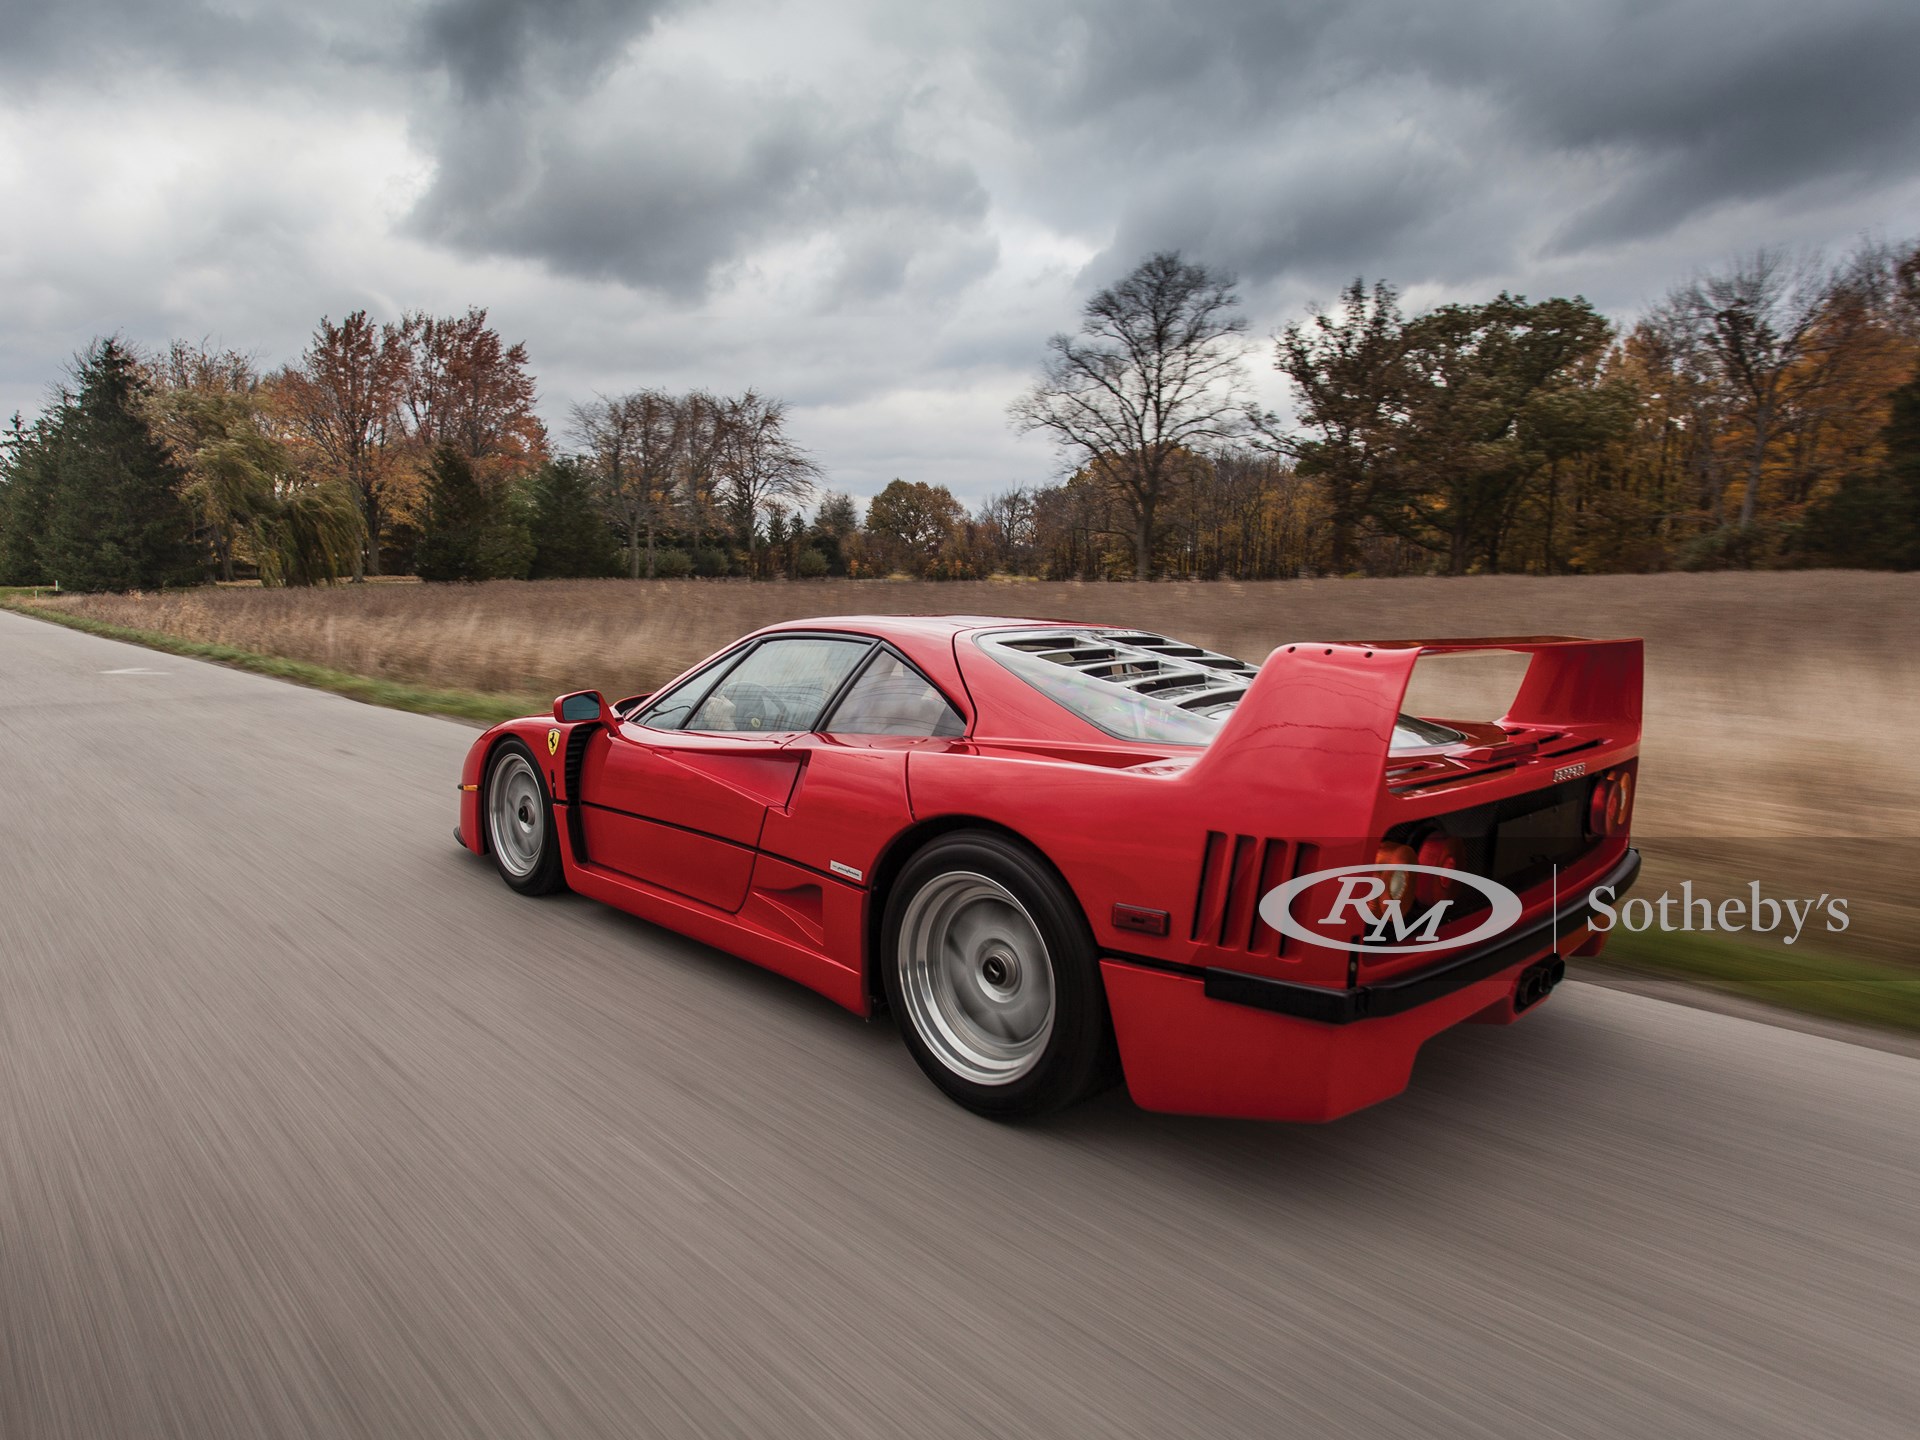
[546,728,561,756]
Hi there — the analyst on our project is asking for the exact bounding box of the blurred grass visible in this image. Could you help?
[0,596,534,725]
[1596,927,1920,1033]
[14,571,1920,846]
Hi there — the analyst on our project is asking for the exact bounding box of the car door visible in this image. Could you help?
[759,646,970,883]
[577,635,873,911]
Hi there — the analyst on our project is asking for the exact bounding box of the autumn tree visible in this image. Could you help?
[1013,251,1255,578]
[400,307,546,481]
[276,311,409,579]
[141,343,274,581]
[1271,279,1405,573]
[1666,251,1844,533]
[1372,295,1617,574]
[865,479,965,574]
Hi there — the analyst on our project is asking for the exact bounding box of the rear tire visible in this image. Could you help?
[484,740,566,896]
[881,831,1111,1119]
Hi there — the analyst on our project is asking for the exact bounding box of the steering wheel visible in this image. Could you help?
[724,682,783,732]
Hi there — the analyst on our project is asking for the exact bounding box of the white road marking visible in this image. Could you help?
[101,667,168,675]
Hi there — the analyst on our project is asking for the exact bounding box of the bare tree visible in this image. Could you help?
[713,391,820,552]
[672,390,728,549]
[1668,249,1840,530]
[976,485,1038,572]
[1011,251,1254,578]
[571,390,676,577]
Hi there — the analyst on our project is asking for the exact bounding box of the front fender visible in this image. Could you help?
[458,718,568,854]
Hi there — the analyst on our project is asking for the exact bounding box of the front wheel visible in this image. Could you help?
[485,740,566,895]
[881,831,1111,1119]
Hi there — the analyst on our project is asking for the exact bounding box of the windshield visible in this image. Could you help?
[981,629,1465,752]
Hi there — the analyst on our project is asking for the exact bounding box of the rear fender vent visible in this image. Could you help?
[1191,833,1311,956]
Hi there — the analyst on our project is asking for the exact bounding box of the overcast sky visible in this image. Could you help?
[4,0,1917,508]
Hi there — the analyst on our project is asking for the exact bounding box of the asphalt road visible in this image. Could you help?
[2,608,1916,1440]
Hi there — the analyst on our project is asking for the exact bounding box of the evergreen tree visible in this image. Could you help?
[0,412,64,586]
[1800,373,1920,569]
[476,481,535,581]
[414,445,489,581]
[415,445,536,581]
[528,458,621,578]
[42,340,200,591]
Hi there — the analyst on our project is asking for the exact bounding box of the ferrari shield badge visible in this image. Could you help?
[546,728,561,756]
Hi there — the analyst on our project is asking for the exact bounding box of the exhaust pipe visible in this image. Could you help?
[1514,957,1564,1012]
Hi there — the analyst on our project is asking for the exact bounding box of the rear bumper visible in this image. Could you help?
[1101,848,1639,1121]
[1203,847,1640,1024]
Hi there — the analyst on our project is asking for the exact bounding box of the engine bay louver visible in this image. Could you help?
[1191,832,1309,956]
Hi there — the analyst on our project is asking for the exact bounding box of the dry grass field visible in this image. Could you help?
[29,570,1920,838]
[15,570,1920,1003]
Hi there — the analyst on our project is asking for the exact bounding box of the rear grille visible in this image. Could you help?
[1191,833,1310,956]
[1387,776,1598,906]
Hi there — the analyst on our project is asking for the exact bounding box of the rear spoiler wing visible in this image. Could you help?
[1183,636,1642,833]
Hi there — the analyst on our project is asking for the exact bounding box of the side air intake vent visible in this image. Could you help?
[563,724,599,861]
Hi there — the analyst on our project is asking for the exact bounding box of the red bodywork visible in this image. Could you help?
[457,616,1642,1121]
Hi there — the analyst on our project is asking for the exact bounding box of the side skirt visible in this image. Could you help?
[555,810,870,1016]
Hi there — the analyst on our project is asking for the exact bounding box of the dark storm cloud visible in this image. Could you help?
[414,0,677,102]
[949,0,1920,290]
[409,95,988,297]
[402,2,990,299]
[9,0,1915,307]
[0,0,324,78]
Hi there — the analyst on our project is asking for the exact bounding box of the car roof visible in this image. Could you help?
[745,614,1072,648]
[754,614,1062,635]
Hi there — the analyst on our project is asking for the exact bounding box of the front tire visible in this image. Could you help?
[881,831,1111,1119]
[485,741,565,895]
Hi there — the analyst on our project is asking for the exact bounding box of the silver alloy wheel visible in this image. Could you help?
[897,870,1055,1086]
[487,752,546,879]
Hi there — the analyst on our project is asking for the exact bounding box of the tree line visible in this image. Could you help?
[1012,244,1920,579]
[3,241,1918,592]
[0,307,847,590]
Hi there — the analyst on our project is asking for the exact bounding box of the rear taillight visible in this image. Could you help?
[1413,831,1465,905]
[1588,768,1634,837]
[1373,841,1416,900]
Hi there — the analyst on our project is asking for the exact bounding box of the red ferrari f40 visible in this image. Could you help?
[456,617,1640,1121]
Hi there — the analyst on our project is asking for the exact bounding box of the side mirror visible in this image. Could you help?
[553,690,618,726]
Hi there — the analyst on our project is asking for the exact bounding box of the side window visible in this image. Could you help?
[684,637,871,733]
[635,655,737,731]
[823,651,965,738]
